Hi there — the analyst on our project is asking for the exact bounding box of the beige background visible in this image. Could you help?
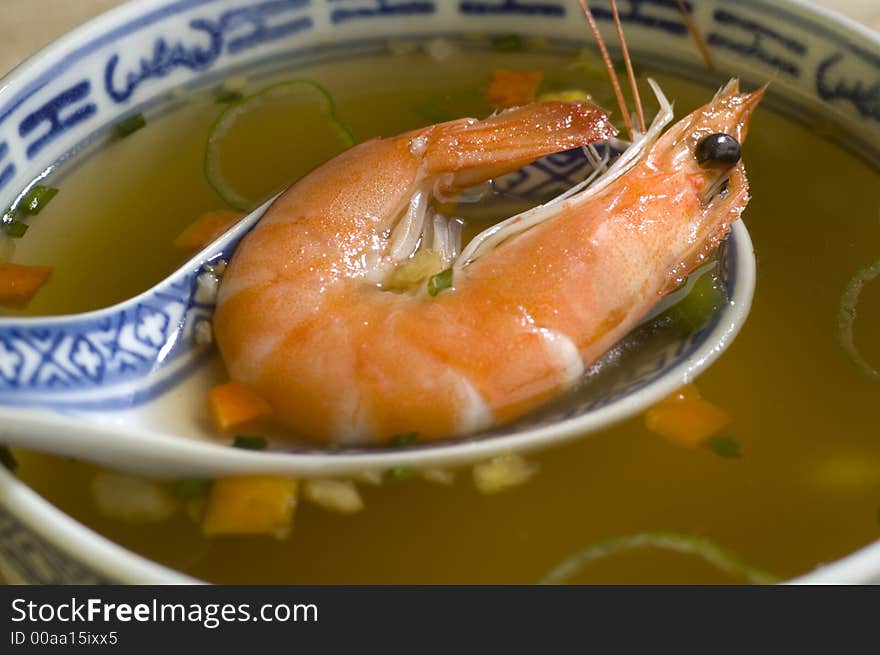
[1,0,879,77]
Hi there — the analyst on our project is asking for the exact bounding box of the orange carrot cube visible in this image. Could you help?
[173,210,243,252]
[487,70,544,110]
[0,263,52,308]
[202,476,299,538]
[207,381,274,434]
[644,384,732,448]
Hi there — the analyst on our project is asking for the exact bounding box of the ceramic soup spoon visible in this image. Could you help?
[0,152,755,477]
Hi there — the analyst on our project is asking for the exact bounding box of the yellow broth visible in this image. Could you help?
[7,44,880,583]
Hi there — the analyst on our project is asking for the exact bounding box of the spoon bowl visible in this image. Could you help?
[0,148,756,477]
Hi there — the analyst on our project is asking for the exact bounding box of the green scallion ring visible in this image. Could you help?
[538,531,781,585]
[204,80,355,211]
[837,257,880,382]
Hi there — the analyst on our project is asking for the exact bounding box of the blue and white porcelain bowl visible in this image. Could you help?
[1,0,879,583]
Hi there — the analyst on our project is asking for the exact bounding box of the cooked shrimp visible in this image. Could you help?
[213,81,763,445]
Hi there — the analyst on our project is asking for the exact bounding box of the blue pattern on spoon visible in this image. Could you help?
[0,200,263,409]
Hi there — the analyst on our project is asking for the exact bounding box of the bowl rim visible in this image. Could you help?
[1,0,879,585]
[0,464,197,583]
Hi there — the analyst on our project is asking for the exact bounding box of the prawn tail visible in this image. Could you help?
[423,101,618,188]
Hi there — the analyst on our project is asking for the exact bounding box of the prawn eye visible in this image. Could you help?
[696,133,742,168]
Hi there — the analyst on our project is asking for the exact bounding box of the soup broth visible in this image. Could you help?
[6,41,880,583]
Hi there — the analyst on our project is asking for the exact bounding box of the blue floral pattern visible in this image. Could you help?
[0,257,226,410]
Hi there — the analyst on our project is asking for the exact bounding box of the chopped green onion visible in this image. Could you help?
[428,268,453,296]
[0,445,18,472]
[668,272,726,332]
[390,432,418,447]
[384,466,416,482]
[215,88,244,104]
[491,34,523,52]
[708,435,742,459]
[838,257,880,382]
[20,185,58,215]
[538,531,780,585]
[115,113,147,138]
[172,478,213,499]
[5,220,28,238]
[232,435,269,450]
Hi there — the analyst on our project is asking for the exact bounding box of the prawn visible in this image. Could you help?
[213,0,764,446]
[212,76,763,445]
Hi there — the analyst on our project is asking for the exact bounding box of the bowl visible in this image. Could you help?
[1,0,879,584]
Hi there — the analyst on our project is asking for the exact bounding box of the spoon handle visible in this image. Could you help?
[0,197,274,412]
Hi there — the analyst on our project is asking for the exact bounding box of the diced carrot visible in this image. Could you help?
[173,210,243,252]
[486,70,544,110]
[202,476,299,538]
[644,384,732,448]
[206,381,274,434]
[0,263,52,308]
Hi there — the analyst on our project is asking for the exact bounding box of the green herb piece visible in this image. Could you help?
[5,220,28,238]
[390,432,417,447]
[491,34,523,52]
[232,435,269,450]
[708,435,742,460]
[427,268,453,296]
[0,446,18,472]
[20,185,59,215]
[215,88,244,104]
[115,113,147,138]
[669,272,726,332]
[384,466,416,482]
[172,478,213,499]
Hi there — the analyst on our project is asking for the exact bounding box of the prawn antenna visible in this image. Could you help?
[576,0,633,139]
[608,0,645,134]
[675,0,716,71]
